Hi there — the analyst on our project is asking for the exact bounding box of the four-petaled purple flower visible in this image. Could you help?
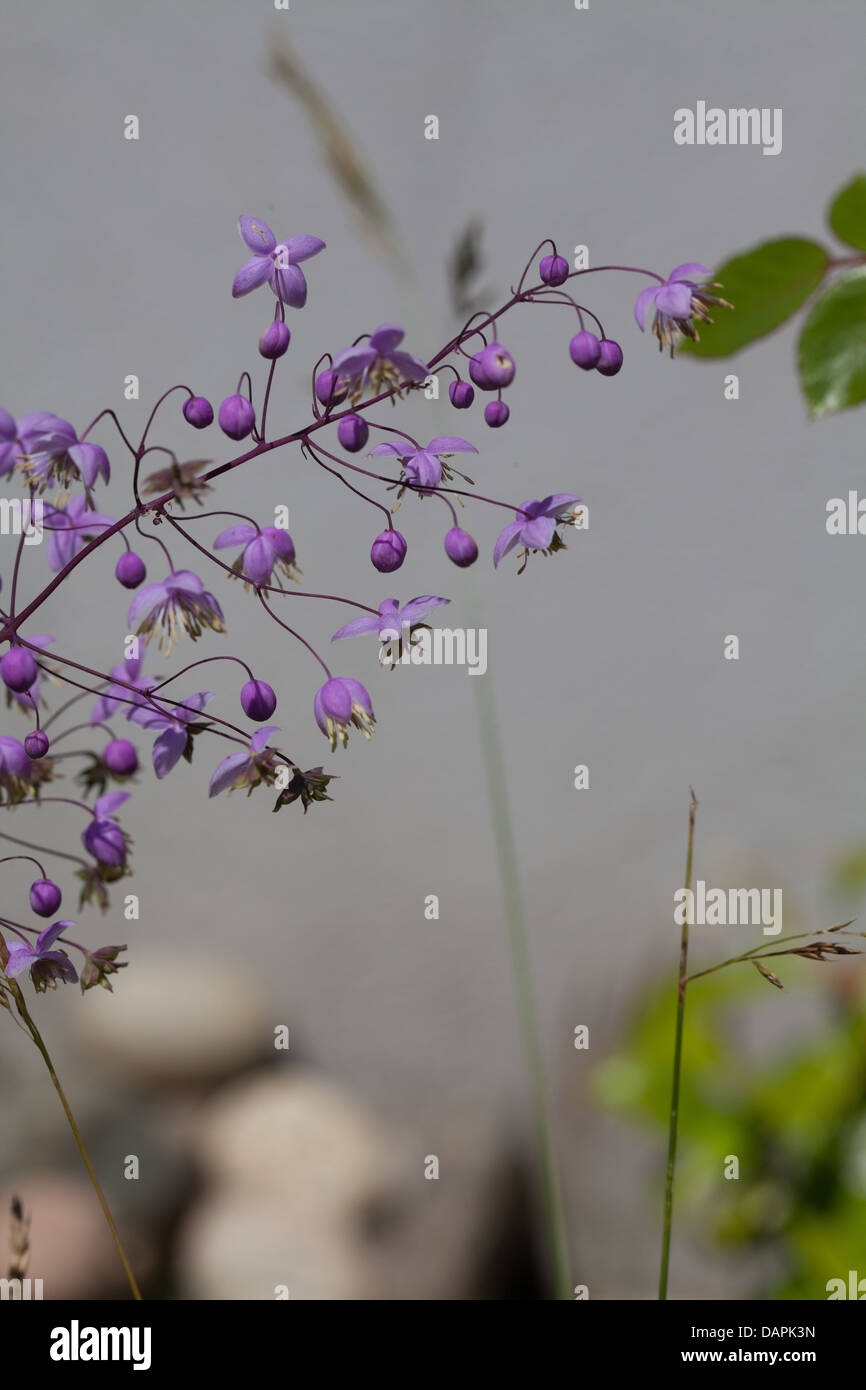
[208,724,282,797]
[493,494,582,570]
[370,436,478,496]
[44,496,115,572]
[16,413,109,498]
[4,920,78,990]
[232,216,325,307]
[128,570,225,654]
[332,325,428,401]
[314,677,375,751]
[213,525,299,588]
[129,692,213,778]
[331,596,450,645]
[634,264,730,356]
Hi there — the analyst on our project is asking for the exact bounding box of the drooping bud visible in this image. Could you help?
[478,342,516,389]
[183,395,214,429]
[539,253,569,286]
[259,321,291,359]
[596,339,624,376]
[218,394,256,441]
[315,369,349,407]
[29,878,62,917]
[104,739,139,776]
[241,679,277,721]
[484,400,510,428]
[444,526,478,567]
[24,730,49,758]
[1,646,38,693]
[569,331,602,369]
[370,529,407,573]
[337,414,369,452]
[115,552,146,589]
[448,380,475,409]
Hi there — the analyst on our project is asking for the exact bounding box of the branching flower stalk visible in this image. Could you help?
[658,793,862,1300]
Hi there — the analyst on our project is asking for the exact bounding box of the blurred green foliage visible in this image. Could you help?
[593,961,866,1298]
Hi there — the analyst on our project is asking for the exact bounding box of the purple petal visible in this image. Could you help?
[166,570,205,594]
[152,727,188,779]
[493,520,524,568]
[4,942,37,977]
[36,919,76,951]
[36,951,78,982]
[250,725,279,752]
[262,526,295,561]
[331,613,383,641]
[332,345,376,378]
[238,216,276,254]
[369,441,411,457]
[399,595,450,626]
[283,235,326,263]
[427,436,478,455]
[127,581,168,624]
[208,752,249,797]
[369,325,405,354]
[668,262,711,283]
[521,515,556,549]
[654,282,693,318]
[68,442,110,488]
[213,524,256,548]
[388,350,429,382]
[241,536,273,586]
[95,790,130,817]
[537,492,581,517]
[232,255,272,298]
[271,263,307,307]
[634,284,659,331]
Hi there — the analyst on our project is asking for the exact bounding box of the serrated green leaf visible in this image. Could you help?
[829,175,866,252]
[798,269,866,417]
[679,238,829,358]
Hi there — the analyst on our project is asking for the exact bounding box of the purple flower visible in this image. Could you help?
[16,413,109,497]
[81,794,130,868]
[129,692,213,778]
[209,725,282,797]
[370,436,478,496]
[634,264,730,356]
[493,494,582,569]
[128,570,225,653]
[90,652,147,723]
[232,215,325,307]
[332,325,428,400]
[332,596,449,643]
[43,496,115,572]
[213,525,298,587]
[314,677,375,751]
[4,921,78,990]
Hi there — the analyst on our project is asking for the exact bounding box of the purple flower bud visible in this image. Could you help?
[540,253,569,286]
[259,321,291,359]
[82,818,126,868]
[104,738,138,776]
[370,529,407,573]
[183,395,214,429]
[218,394,255,441]
[24,730,49,758]
[241,679,277,721]
[484,400,510,428]
[1,646,38,693]
[337,413,369,453]
[29,878,62,917]
[115,552,147,589]
[569,331,602,369]
[444,526,478,567]
[315,369,349,407]
[448,380,475,409]
[596,339,624,376]
[479,342,516,388]
[468,353,494,390]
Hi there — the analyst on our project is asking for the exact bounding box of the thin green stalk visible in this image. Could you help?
[471,667,572,1300]
[658,789,697,1301]
[9,983,142,1300]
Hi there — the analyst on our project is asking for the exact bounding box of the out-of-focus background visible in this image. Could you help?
[2,0,866,1298]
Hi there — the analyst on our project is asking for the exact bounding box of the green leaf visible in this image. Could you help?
[798,269,866,417]
[679,238,829,358]
[828,175,866,252]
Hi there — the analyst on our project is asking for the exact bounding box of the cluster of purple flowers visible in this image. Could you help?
[0,218,725,992]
